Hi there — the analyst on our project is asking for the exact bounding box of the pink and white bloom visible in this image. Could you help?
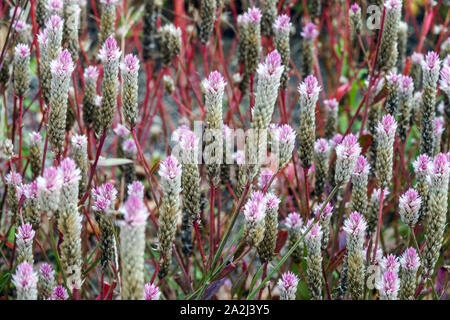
[37,166,63,213]
[258,168,276,190]
[50,49,74,78]
[286,212,302,232]
[59,158,81,187]
[122,138,137,156]
[413,154,431,178]
[298,75,321,104]
[257,50,284,80]
[159,156,182,181]
[5,171,22,186]
[314,138,330,155]
[411,52,424,64]
[84,65,99,82]
[46,0,64,15]
[400,248,420,272]
[120,54,140,75]
[12,262,38,300]
[350,3,361,13]
[377,270,400,300]
[243,191,267,223]
[315,202,333,221]
[343,212,367,238]
[265,193,281,210]
[14,43,30,58]
[202,71,226,95]
[98,36,121,62]
[399,188,421,227]
[113,123,130,138]
[376,115,397,139]
[385,0,402,10]
[120,192,149,227]
[51,285,68,300]
[278,271,299,300]
[246,7,262,24]
[46,15,64,33]
[127,181,144,199]
[324,98,338,112]
[335,134,362,185]
[17,223,35,243]
[273,14,291,35]
[144,283,161,300]
[380,254,400,273]
[353,155,370,177]
[39,263,55,282]
[92,182,117,212]
[301,23,319,40]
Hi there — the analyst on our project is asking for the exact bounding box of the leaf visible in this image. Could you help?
[358,134,373,155]
[95,157,134,166]
[274,230,288,254]
[202,278,226,300]
[435,267,448,300]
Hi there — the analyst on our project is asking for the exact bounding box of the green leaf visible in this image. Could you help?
[96,157,134,166]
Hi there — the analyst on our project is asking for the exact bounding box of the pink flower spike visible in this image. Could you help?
[120,54,140,74]
[39,264,54,281]
[411,52,423,64]
[159,156,182,180]
[304,220,322,242]
[113,124,130,138]
[84,66,99,82]
[301,23,319,40]
[434,117,444,136]
[385,0,402,10]
[203,71,226,93]
[277,124,296,144]
[377,114,397,138]
[353,155,370,176]
[422,51,440,71]
[314,138,330,154]
[37,29,48,45]
[121,195,149,227]
[71,134,87,148]
[431,153,449,176]
[127,181,144,199]
[38,166,62,192]
[258,168,275,190]
[399,188,421,227]
[29,131,41,144]
[265,193,280,210]
[298,75,321,98]
[378,270,400,300]
[336,134,361,159]
[18,181,38,200]
[50,49,74,78]
[46,15,63,32]
[413,154,431,176]
[122,138,137,155]
[51,285,68,300]
[400,248,420,272]
[278,271,299,300]
[258,50,283,78]
[15,44,30,58]
[17,223,35,241]
[286,212,302,230]
[98,36,121,62]
[246,7,262,24]
[386,72,401,85]
[273,14,291,33]
[439,65,450,95]
[100,0,120,4]
[5,171,22,186]
[350,3,361,12]
[46,0,63,13]
[144,283,161,300]
[12,262,37,293]
[343,212,367,237]
[324,98,338,111]
[243,195,266,223]
[14,20,27,32]
[315,201,333,220]
[381,254,400,273]
[58,158,81,186]
[399,75,414,95]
